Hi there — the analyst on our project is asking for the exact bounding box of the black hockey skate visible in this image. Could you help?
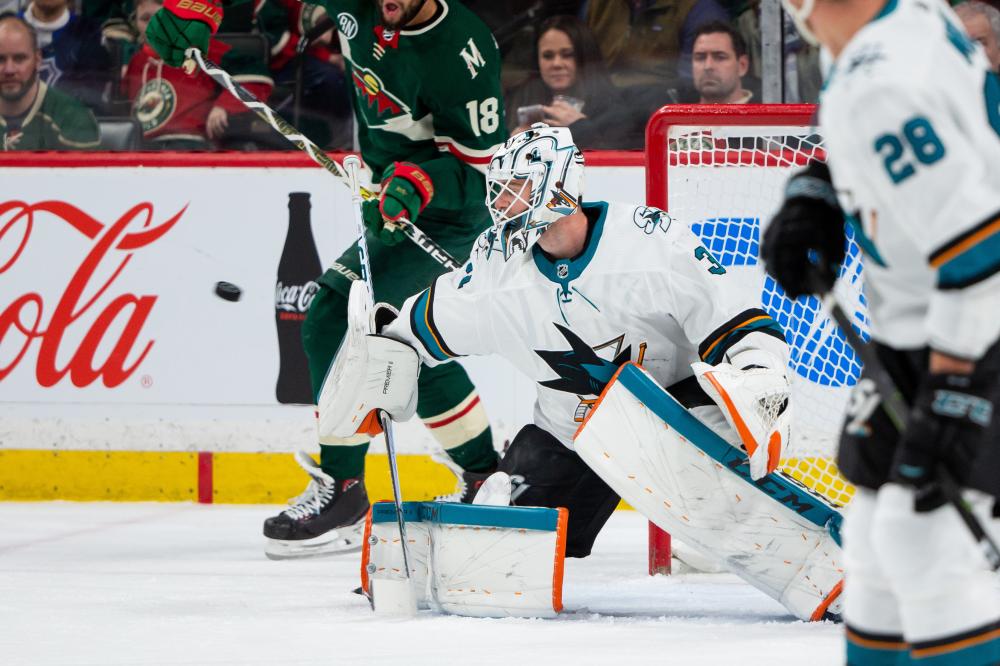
[432,450,498,504]
[263,451,369,560]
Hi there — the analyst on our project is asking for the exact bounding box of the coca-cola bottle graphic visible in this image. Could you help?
[275,192,322,404]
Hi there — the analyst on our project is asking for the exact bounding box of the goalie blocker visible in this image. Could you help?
[575,362,844,622]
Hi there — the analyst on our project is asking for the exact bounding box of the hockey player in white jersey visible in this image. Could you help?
[320,124,846,621]
[763,0,1000,663]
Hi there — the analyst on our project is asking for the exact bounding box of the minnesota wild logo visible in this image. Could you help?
[135,79,177,132]
[350,65,408,119]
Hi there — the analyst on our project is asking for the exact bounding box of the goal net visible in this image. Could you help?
[645,104,870,573]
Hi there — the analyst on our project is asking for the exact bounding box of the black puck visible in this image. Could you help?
[214,281,242,302]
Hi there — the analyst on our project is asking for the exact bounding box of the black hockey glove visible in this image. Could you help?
[760,161,846,298]
[891,370,995,511]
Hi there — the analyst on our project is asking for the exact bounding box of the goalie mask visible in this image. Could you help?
[485,124,584,260]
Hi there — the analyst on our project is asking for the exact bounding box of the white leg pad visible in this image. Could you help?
[575,364,844,621]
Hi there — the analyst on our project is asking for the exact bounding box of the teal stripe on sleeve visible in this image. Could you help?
[408,285,454,362]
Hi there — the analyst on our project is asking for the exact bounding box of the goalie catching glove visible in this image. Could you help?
[318,280,419,440]
[693,357,791,480]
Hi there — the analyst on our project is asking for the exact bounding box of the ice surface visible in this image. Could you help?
[0,504,842,665]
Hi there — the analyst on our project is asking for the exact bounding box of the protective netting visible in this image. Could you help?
[665,123,870,508]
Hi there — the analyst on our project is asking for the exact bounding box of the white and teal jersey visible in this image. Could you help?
[384,201,788,448]
[820,0,1000,359]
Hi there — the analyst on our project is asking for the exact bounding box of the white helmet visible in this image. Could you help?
[485,123,584,260]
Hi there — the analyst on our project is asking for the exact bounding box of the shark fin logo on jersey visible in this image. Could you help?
[546,188,578,215]
[633,206,672,235]
[536,325,633,421]
[350,66,407,118]
[460,37,486,79]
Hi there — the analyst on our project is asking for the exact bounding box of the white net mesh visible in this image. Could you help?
[663,121,870,508]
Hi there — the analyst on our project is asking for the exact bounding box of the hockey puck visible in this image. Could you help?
[214,281,242,302]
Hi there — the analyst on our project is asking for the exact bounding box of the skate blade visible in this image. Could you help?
[264,522,364,560]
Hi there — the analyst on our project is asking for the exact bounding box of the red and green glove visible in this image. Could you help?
[362,162,435,246]
[144,0,224,67]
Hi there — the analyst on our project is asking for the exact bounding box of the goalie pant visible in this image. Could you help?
[818,2,1000,661]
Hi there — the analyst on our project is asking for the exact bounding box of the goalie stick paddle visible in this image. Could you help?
[182,48,461,272]
[823,297,1000,571]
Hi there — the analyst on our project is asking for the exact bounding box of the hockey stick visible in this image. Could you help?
[182,47,461,271]
[823,297,1000,571]
[343,155,418,609]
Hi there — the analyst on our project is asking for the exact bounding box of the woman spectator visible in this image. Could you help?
[504,15,622,149]
[123,0,272,150]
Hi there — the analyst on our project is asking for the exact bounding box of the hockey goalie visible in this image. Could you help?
[319,124,844,620]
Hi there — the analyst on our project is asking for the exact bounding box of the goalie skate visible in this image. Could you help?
[263,451,369,560]
[430,450,497,504]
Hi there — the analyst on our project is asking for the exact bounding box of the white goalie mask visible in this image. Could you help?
[485,124,584,260]
[780,0,819,46]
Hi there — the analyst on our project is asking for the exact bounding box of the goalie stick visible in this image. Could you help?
[342,155,417,606]
[823,298,1000,571]
[182,48,461,272]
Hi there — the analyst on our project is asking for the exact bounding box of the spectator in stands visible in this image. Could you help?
[691,20,752,104]
[259,0,351,149]
[583,0,731,89]
[504,15,622,149]
[124,0,273,150]
[19,0,111,112]
[956,1,1000,73]
[0,14,99,149]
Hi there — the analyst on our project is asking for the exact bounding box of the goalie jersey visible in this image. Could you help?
[384,201,789,447]
[820,0,1000,360]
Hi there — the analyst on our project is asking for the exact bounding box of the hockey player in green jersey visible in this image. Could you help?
[144,0,507,558]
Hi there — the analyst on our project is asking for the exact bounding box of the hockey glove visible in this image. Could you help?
[761,161,846,298]
[361,162,434,246]
[891,369,995,511]
[145,0,223,68]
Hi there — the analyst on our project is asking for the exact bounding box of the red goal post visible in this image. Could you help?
[643,104,865,575]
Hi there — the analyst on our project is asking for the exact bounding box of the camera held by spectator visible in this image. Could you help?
[0,13,99,150]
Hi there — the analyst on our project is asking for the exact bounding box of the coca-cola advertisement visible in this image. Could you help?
[0,167,352,405]
[275,192,322,404]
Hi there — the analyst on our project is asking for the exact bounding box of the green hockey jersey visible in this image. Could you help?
[324,0,506,220]
[1,82,100,151]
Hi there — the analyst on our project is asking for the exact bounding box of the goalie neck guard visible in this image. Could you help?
[485,123,585,260]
